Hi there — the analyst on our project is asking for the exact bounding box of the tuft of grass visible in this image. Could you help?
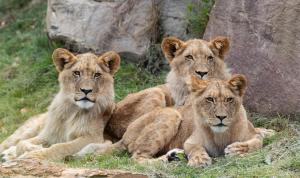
[186,0,215,37]
[250,113,290,131]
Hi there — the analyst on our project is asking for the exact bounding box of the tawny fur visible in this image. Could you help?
[0,48,120,161]
[105,36,231,139]
[86,75,265,166]
[0,114,46,153]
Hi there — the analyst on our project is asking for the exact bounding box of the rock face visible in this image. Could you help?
[204,0,300,116]
[46,0,199,62]
[158,0,193,40]
[47,0,158,62]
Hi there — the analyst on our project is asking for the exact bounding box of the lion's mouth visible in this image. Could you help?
[214,123,227,127]
[75,97,95,109]
[76,97,95,103]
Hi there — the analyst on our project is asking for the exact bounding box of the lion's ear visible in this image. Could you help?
[228,74,247,96]
[98,51,121,75]
[52,48,76,72]
[188,75,209,93]
[209,36,230,59]
[161,37,185,63]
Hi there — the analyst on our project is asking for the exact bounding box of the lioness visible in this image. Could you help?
[0,48,120,161]
[184,75,263,167]
[80,75,264,166]
[106,36,231,139]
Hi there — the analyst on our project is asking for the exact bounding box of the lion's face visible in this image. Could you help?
[190,75,247,133]
[162,36,230,80]
[52,49,120,109]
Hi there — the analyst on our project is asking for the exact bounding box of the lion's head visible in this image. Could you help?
[52,48,120,110]
[161,36,230,80]
[190,74,247,133]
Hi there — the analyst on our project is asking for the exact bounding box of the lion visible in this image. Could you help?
[105,36,231,139]
[77,75,265,166]
[184,75,264,167]
[0,48,120,161]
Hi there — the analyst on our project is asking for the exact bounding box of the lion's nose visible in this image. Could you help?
[80,88,93,95]
[195,71,208,78]
[216,115,227,121]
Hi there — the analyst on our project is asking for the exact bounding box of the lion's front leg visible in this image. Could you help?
[184,144,212,168]
[22,136,100,161]
[255,127,275,138]
[73,140,113,158]
[225,135,263,156]
[16,136,46,156]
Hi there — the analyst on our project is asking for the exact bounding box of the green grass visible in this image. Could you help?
[0,1,299,178]
[186,0,215,37]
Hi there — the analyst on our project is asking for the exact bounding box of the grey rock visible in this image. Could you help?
[46,0,204,62]
[204,0,300,116]
[159,0,190,39]
[47,0,158,61]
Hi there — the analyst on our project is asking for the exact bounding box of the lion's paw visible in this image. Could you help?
[19,150,47,160]
[73,143,100,158]
[165,148,187,162]
[0,146,17,162]
[187,153,212,168]
[16,142,43,156]
[73,141,112,159]
[152,148,186,163]
[256,128,276,138]
[225,142,249,156]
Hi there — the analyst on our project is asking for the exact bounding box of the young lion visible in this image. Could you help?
[106,36,231,139]
[79,75,264,165]
[184,75,263,167]
[0,48,120,161]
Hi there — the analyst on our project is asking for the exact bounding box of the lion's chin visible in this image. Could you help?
[211,126,228,133]
[75,100,95,109]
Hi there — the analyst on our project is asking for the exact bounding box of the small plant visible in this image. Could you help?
[186,0,215,37]
[139,44,169,75]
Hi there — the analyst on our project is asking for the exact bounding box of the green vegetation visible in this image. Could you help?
[0,1,299,177]
[187,0,215,37]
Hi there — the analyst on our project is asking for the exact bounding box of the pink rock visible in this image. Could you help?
[204,0,300,116]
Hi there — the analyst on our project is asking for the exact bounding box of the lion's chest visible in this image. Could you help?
[45,113,102,145]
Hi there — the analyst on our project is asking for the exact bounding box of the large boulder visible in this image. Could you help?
[158,0,193,40]
[46,0,158,62]
[204,0,300,116]
[46,0,203,62]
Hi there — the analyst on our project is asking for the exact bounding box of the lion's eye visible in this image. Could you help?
[206,97,214,103]
[207,55,214,61]
[185,55,194,61]
[94,73,102,79]
[226,97,234,103]
[73,71,80,77]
